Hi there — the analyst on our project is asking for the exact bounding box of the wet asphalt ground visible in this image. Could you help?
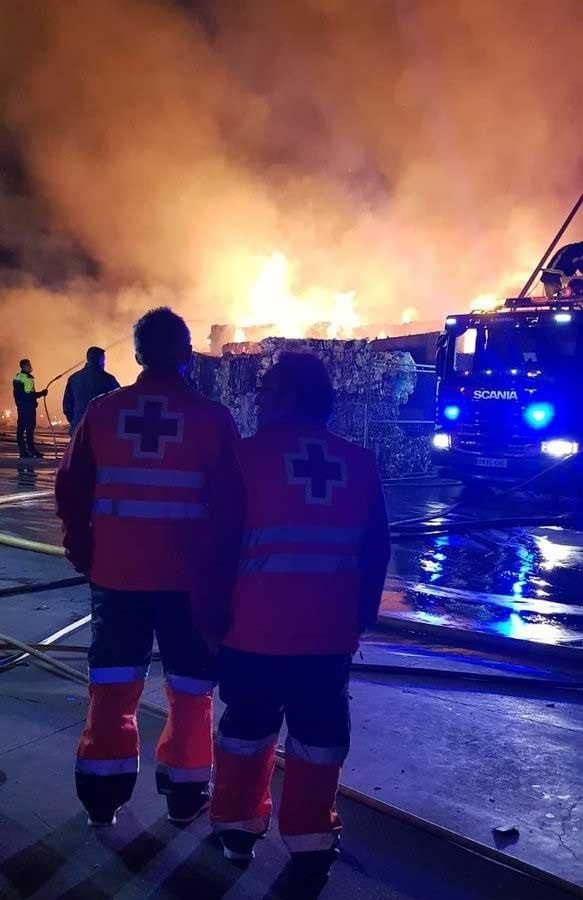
[1,433,582,653]
[1,433,582,895]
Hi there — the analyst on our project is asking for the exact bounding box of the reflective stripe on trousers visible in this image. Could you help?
[89,665,149,683]
[165,673,214,696]
[93,498,207,519]
[76,757,139,776]
[156,762,211,783]
[285,735,348,766]
[216,732,279,757]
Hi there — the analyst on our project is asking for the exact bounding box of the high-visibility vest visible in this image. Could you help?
[79,370,238,593]
[223,422,381,655]
[14,371,35,393]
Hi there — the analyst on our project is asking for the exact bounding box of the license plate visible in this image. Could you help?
[476,457,507,469]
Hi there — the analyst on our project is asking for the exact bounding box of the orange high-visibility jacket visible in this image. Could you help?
[56,371,243,618]
[223,422,390,655]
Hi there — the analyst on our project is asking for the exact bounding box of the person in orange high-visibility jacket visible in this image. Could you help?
[210,352,390,882]
[55,307,244,827]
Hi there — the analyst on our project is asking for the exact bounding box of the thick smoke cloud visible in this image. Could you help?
[0,0,582,403]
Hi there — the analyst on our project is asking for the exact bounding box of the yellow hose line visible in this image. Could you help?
[0,629,167,718]
[0,490,54,505]
[0,492,64,555]
[0,532,65,556]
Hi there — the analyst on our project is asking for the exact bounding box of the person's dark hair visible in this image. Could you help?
[19,359,30,369]
[133,307,191,370]
[86,346,105,364]
[271,352,334,422]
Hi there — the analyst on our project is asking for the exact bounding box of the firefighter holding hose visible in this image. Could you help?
[13,358,48,459]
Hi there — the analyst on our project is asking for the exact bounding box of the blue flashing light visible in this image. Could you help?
[523,402,555,429]
[443,404,461,421]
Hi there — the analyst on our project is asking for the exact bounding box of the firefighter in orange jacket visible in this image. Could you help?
[210,352,390,882]
[55,307,243,827]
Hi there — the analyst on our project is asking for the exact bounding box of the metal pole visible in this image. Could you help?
[518,192,583,297]
[362,345,373,448]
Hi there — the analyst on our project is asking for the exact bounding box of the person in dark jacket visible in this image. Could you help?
[13,359,48,459]
[63,347,120,433]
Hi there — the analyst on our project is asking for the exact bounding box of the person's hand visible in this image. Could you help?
[64,536,92,575]
[65,550,90,575]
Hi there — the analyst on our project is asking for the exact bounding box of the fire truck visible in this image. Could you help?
[432,237,583,485]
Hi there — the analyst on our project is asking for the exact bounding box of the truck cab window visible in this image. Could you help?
[453,328,477,374]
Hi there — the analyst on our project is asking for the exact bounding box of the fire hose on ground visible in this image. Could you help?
[0,597,581,897]
[0,537,581,895]
[0,532,581,689]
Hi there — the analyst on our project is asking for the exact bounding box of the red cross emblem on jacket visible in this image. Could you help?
[223,422,389,655]
[55,371,243,597]
[285,439,346,505]
[119,396,184,459]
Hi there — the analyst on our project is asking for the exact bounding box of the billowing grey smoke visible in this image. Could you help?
[0,0,582,400]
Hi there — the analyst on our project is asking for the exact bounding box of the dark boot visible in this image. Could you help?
[76,771,136,826]
[288,842,340,894]
[156,770,210,825]
[217,829,260,865]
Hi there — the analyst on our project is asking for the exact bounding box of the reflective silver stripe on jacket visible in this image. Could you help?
[96,466,205,489]
[166,674,215,696]
[243,525,361,548]
[76,757,139,776]
[156,762,211,783]
[285,735,349,765]
[89,665,149,684]
[239,554,358,575]
[93,499,207,519]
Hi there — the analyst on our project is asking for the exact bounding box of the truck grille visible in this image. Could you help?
[452,405,540,457]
